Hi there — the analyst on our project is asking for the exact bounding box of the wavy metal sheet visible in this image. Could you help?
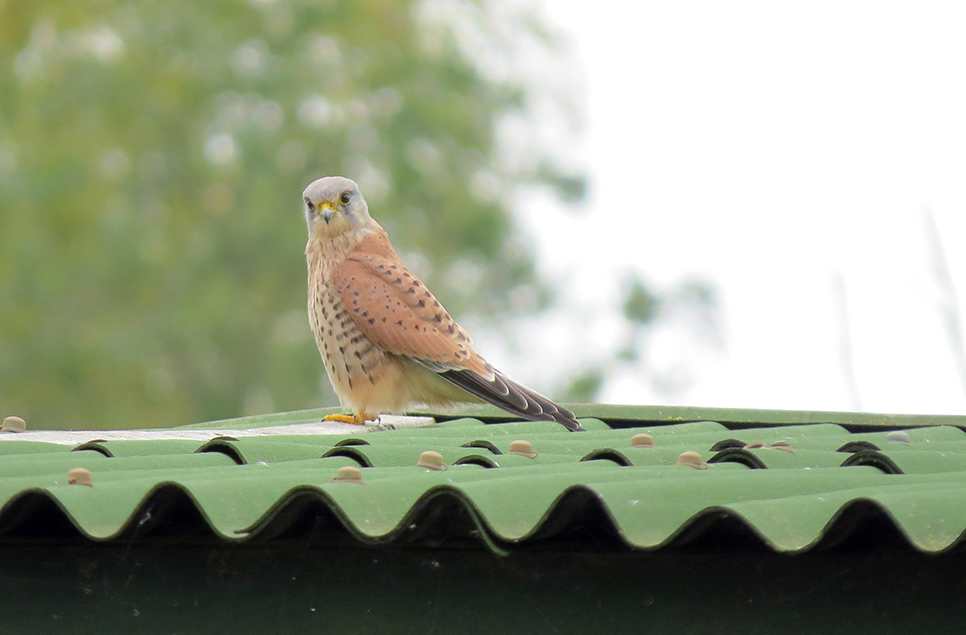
[1,407,966,554]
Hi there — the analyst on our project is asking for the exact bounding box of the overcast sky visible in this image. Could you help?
[500,0,966,415]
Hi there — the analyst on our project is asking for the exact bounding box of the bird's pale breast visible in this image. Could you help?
[306,228,392,406]
[309,277,391,403]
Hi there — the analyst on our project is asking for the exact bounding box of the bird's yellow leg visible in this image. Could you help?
[323,413,357,424]
[323,411,379,425]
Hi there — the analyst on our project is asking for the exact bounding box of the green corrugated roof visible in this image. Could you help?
[2,405,966,554]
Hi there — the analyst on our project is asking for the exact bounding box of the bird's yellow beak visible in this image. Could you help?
[320,203,335,224]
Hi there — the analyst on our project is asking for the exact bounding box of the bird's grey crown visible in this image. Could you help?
[303,176,362,204]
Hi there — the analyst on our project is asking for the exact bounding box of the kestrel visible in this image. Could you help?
[303,176,584,432]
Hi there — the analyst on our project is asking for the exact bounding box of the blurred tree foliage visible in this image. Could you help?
[0,0,584,428]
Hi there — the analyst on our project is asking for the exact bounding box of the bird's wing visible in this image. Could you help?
[437,367,584,431]
[331,251,492,378]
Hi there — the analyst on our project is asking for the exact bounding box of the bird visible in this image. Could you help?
[303,176,584,432]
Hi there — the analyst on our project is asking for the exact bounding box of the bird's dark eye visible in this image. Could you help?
[340,192,351,205]
[305,198,315,210]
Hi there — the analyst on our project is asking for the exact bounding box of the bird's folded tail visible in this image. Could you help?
[437,368,585,432]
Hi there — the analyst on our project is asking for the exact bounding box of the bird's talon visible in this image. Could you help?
[323,413,381,425]
[323,414,360,425]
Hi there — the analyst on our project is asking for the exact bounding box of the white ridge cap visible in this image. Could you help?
[0,415,436,446]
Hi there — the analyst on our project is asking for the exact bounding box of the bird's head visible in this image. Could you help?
[302,176,372,237]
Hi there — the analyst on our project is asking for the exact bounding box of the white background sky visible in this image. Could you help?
[489,0,966,415]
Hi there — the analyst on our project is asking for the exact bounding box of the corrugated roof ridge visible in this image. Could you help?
[4,405,966,555]
[412,404,966,429]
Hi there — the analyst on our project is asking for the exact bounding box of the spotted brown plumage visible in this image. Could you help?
[303,175,584,432]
